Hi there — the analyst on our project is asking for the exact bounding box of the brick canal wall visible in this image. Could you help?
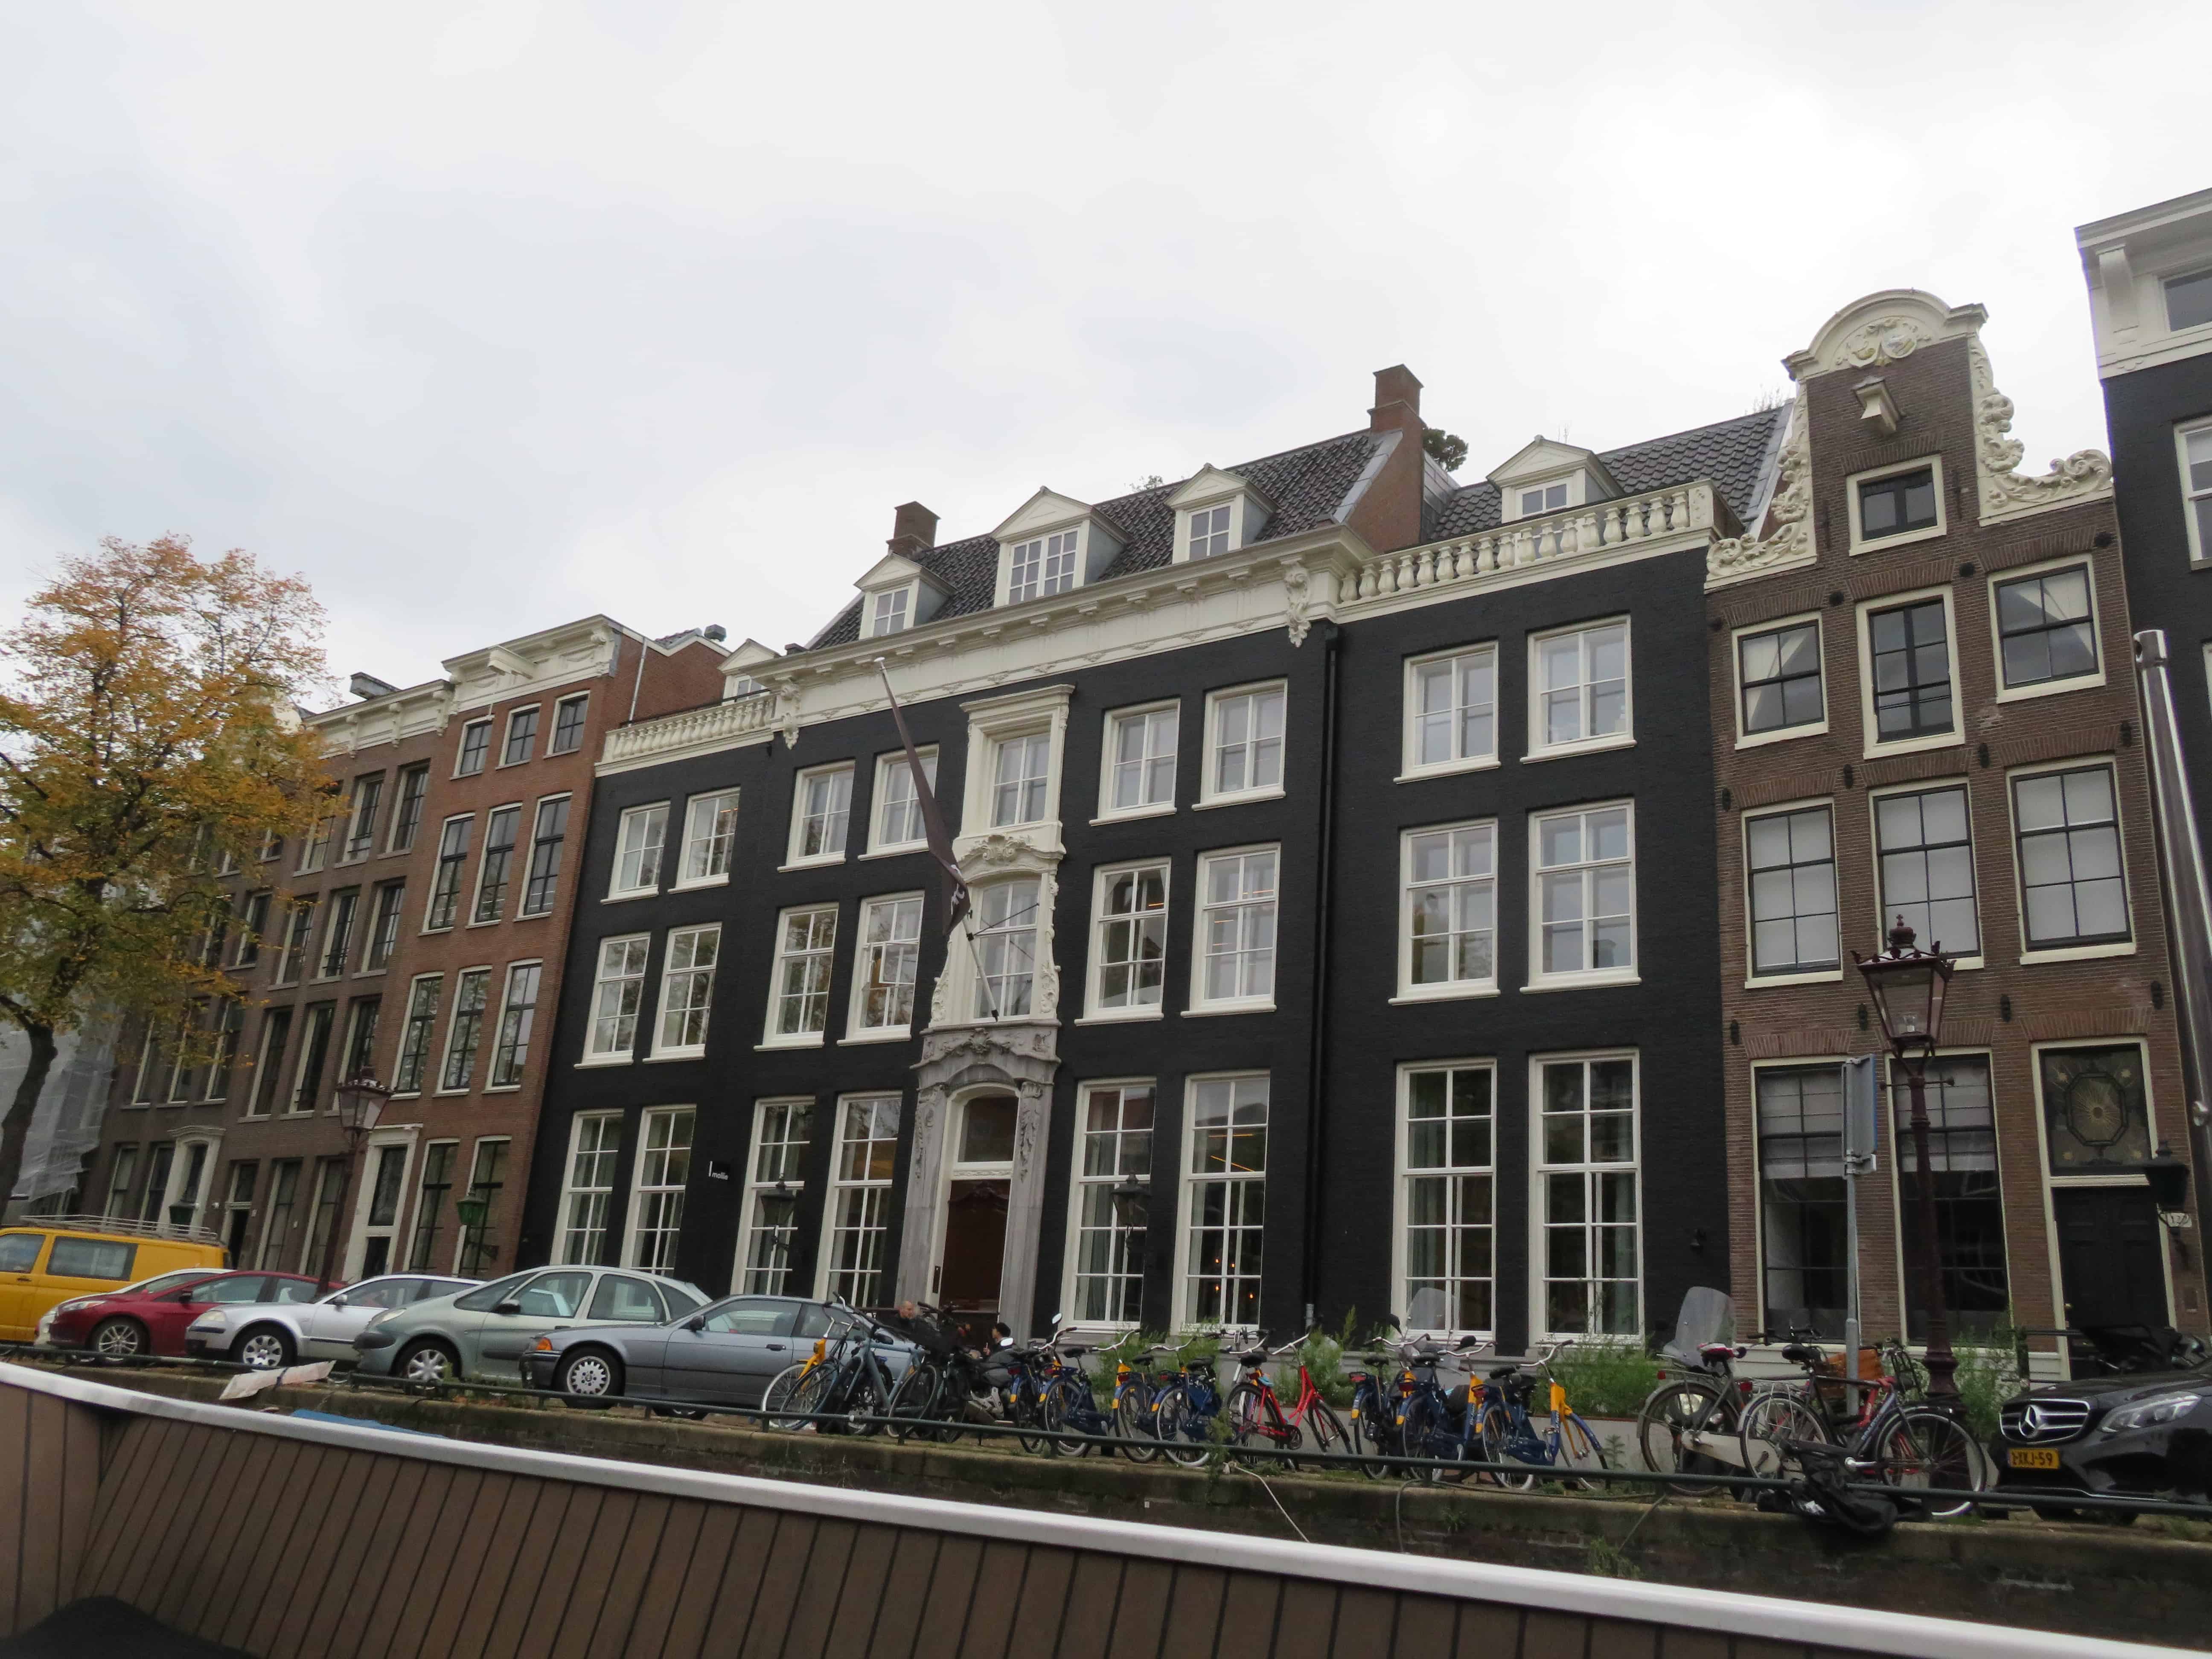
[70,1365,2212,1650]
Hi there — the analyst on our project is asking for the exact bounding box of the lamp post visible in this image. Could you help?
[317,1074,390,1295]
[454,1194,489,1275]
[1854,917,1959,1401]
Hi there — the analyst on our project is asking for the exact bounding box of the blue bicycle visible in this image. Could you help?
[1149,1336,1228,1466]
[1476,1342,1610,1491]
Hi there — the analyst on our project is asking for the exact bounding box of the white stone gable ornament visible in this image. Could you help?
[1706,396,1813,586]
[1969,343,2113,521]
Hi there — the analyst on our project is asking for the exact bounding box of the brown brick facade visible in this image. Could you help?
[83,620,726,1286]
[1709,308,2201,1371]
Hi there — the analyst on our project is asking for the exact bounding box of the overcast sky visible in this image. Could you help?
[2,2,2201,694]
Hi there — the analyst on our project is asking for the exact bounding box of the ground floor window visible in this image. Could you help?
[1070,1082,1153,1324]
[302,1157,347,1278]
[355,1141,411,1278]
[459,1139,509,1275]
[256,1160,300,1269]
[1534,1054,1639,1337]
[1400,1062,1493,1334]
[1757,1065,1846,1340]
[1182,1074,1268,1327]
[408,1141,458,1272]
[823,1095,900,1304]
[556,1113,621,1265]
[1895,1055,2008,1343]
[738,1100,812,1295]
[626,1106,695,1274]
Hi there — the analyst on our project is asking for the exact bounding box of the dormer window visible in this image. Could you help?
[1168,467,1271,565]
[870,587,911,637]
[1009,531,1080,603]
[1519,482,1569,517]
[1489,438,1621,524]
[1188,505,1233,560]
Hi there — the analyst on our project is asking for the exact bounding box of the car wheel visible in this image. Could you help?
[89,1318,148,1360]
[236,1326,297,1371]
[556,1349,623,1406]
[397,1340,460,1385]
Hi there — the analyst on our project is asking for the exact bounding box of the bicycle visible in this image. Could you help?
[783,1297,906,1435]
[1739,1336,1988,1520]
[1478,1343,1610,1492]
[1148,1338,1228,1467]
[1636,1287,1753,1497]
[1387,1334,1493,1482]
[885,1302,993,1444]
[1221,1332,1352,1471]
[1110,1344,1171,1464]
[1030,1318,1113,1457]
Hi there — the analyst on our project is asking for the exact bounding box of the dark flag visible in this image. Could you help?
[873,659,969,934]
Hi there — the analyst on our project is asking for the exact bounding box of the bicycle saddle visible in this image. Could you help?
[1698,1342,1746,1359]
[1061,1346,1089,1358]
[1781,1344,1824,1366]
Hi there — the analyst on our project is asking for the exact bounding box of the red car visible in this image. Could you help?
[49,1269,327,1359]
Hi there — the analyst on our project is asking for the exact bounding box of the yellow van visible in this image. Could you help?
[0,1217,227,1342]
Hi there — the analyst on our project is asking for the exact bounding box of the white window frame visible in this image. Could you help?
[486,959,542,1090]
[437,966,492,1096]
[623,1105,694,1273]
[970,877,1043,1021]
[1004,528,1081,605]
[1989,556,2105,703]
[1096,702,1179,822]
[847,893,924,1041]
[390,974,442,1097]
[470,803,523,925]
[1393,1060,1497,1339]
[2179,418,2212,565]
[555,1112,622,1266]
[582,934,650,1065]
[1526,801,1638,990]
[1084,859,1170,1023]
[674,788,742,889]
[867,748,937,855]
[1400,645,1499,781]
[1732,613,1828,748]
[547,692,591,756]
[499,703,541,768]
[954,685,1072,840]
[607,803,669,899]
[2007,757,2136,964]
[1742,799,1843,987]
[1184,502,1234,561]
[818,1094,901,1304]
[1199,681,1288,807]
[653,923,721,1058]
[988,729,1054,830]
[453,717,492,778]
[1525,618,1633,761]
[785,763,855,868]
[1189,844,1278,1014]
[1528,1050,1642,1342]
[734,1098,812,1295]
[519,793,570,918]
[1855,585,1962,760]
[865,585,914,640]
[422,815,472,933]
[1845,454,1947,555]
[763,904,838,1048]
[1061,1078,1155,1329]
[1868,779,1985,970]
[1172,1072,1269,1330]
[1397,820,1498,1002]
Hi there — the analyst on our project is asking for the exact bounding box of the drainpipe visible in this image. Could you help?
[2133,630,2212,1224]
[1301,619,1342,1333]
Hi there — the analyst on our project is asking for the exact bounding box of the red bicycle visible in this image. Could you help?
[1222,1331,1351,1471]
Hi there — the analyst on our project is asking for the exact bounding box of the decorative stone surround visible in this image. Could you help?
[1706,399,1813,590]
[1969,341,2114,525]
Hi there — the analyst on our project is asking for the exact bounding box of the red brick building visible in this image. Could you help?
[1705,291,2200,1375]
[84,617,728,1283]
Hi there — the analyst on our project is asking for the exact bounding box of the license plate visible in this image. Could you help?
[2009,1447,2061,1470]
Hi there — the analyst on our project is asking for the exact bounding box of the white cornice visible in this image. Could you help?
[443,617,621,711]
[1784,289,1987,382]
[309,681,453,754]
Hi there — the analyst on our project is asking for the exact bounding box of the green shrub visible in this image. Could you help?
[1948,1345,2020,1444]
[1548,1337,1660,1418]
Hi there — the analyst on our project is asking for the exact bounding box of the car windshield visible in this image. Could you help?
[124,1270,211,1298]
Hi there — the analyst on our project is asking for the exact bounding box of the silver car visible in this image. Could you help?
[520,1295,909,1406]
[351,1265,709,1384]
[185,1273,478,1370]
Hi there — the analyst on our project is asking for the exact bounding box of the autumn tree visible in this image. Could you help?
[0,536,331,1205]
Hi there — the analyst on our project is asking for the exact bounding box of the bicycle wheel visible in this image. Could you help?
[1636,1378,1737,1498]
[845,1369,888,1436]
[1479,1403,1536,1491]
[1154,1383,1213,1467]
[785,1361,839,1432]
[761,1362,811,1431]
[888,1360,944,1442]
[1874,1407,1988,1519]
[1302,1401,1351,1473]
[1554,1412,1610,1492]
[1224,1381,1279,1466]
[1115,1380,1162,1463]
[1011,1382,1053,1456]
[1348,1401,1394,1479]
[1042,1378,1092,1458]
[1400,1392,1459,1484]
[1738,1389,1831,1483]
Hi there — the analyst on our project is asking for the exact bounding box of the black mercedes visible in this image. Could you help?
[1994,1332,2212,1516]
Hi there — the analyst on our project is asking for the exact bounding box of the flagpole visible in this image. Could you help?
[873,657,1001,1022]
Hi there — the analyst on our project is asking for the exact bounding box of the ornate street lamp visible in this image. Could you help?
[1108,1178,1151,1229]
[317,1074,391,1295]
[454,1193,490,1275]
[1855,917,1959,1400]
[757,1182,799,1273]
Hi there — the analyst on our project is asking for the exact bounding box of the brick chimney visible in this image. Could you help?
[888,502,938,559]
[1346,364,1428,553]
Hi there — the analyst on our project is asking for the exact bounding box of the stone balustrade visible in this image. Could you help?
[1350,480,1718,602]
[601,689,774,765]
